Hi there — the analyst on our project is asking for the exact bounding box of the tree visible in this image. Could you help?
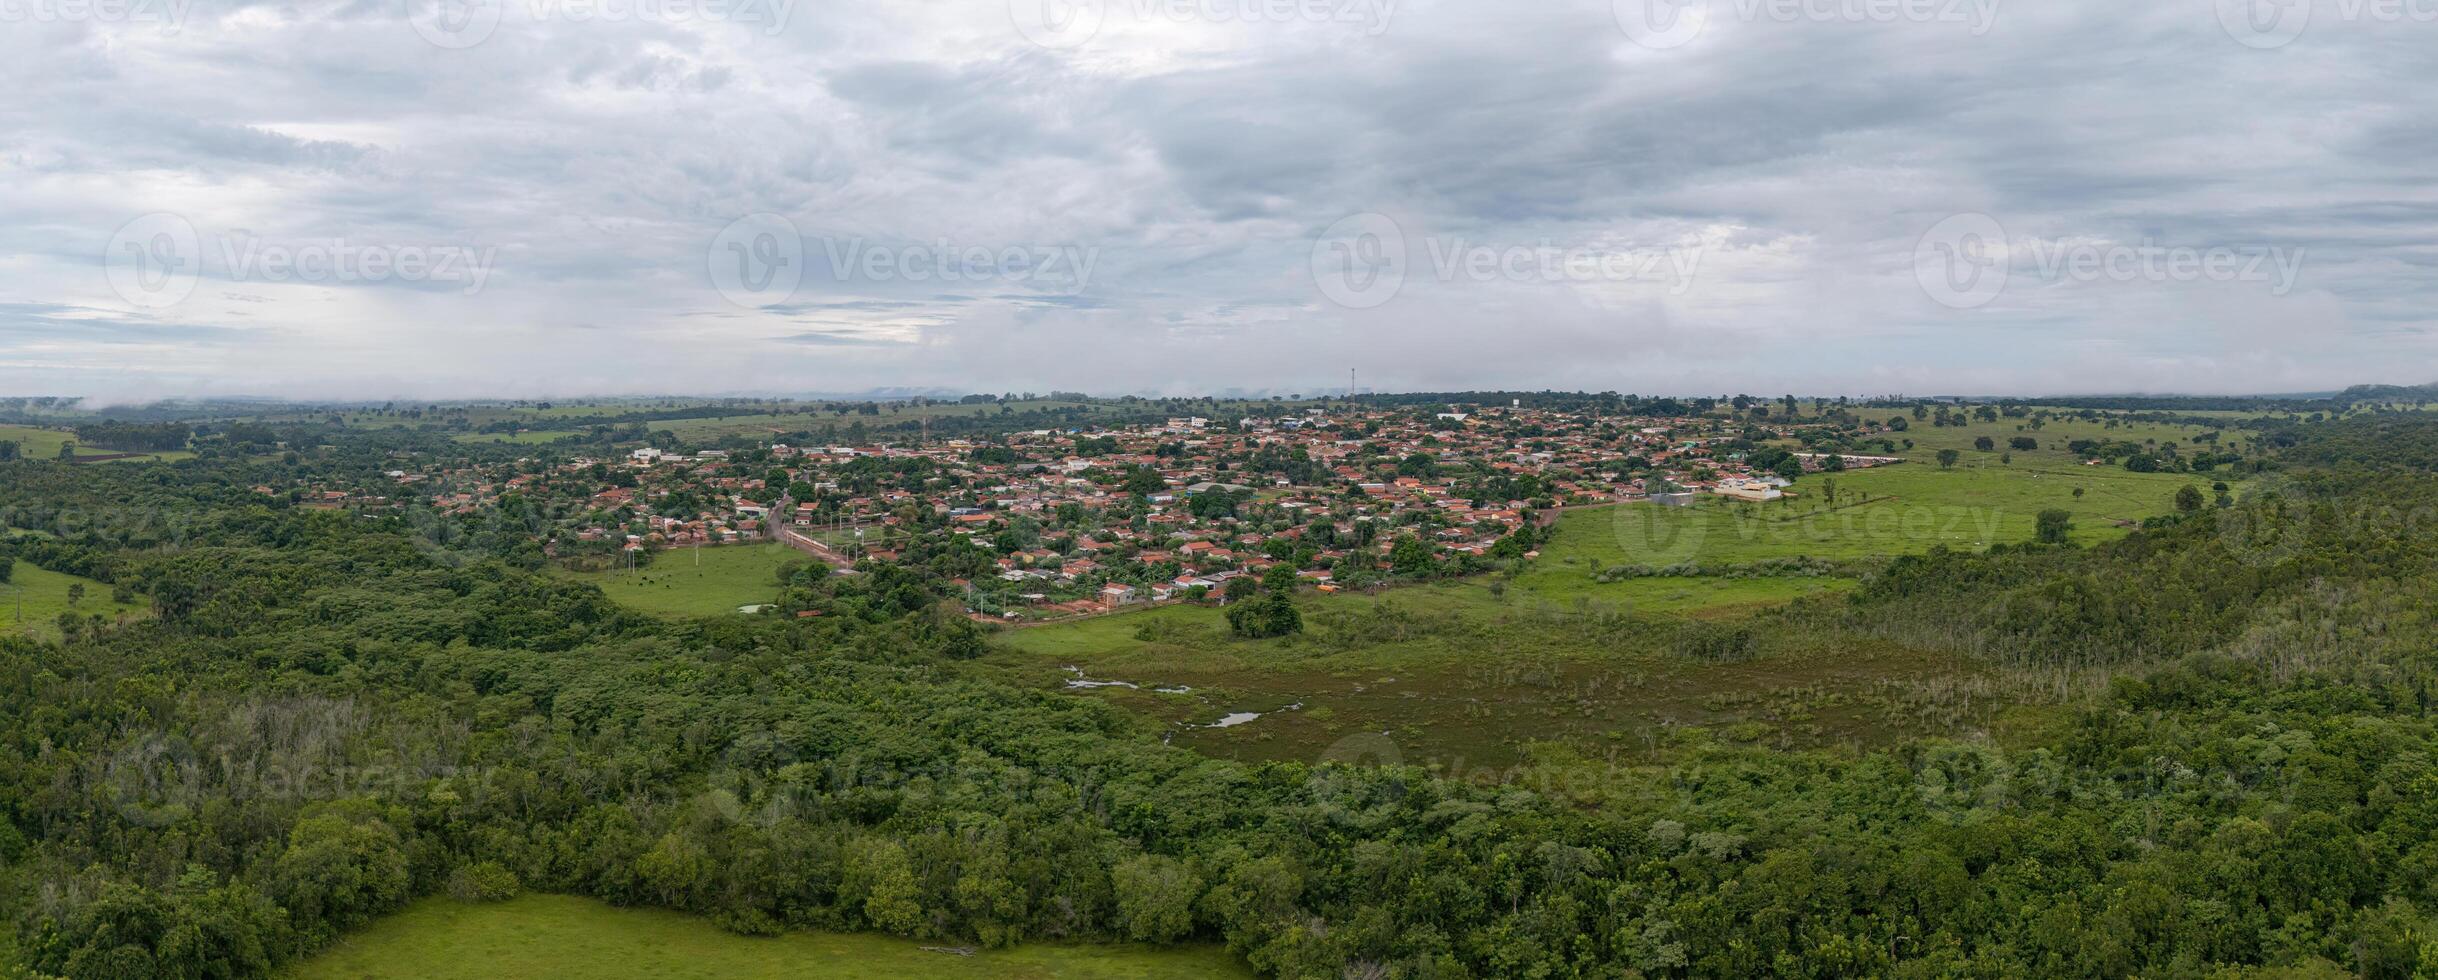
[269,811,412,939]
[1223,576,1258,602]
[2175,484,2205,513]
[66,583,83,606]
[1261,563,1299,594]
[1974,436,1996,451]
[1225,593,1302,638]
[2035,508,2073,544]
[1121,466,1166,497]
[844,838,924,935]
[1936,449,1961,470]
[1112,855,1201,943]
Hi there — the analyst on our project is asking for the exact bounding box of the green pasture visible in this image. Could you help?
[0,561,148,638]
[285,895,1248,980]
[555,543,802,618]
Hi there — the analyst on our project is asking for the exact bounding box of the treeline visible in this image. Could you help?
[70,422,191,452]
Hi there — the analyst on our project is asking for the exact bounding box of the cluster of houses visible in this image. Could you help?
[274,402,1905,621]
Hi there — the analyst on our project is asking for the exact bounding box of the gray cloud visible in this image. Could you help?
[0,0,2431,402]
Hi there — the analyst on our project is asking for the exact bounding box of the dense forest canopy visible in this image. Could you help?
[2,412,2437,977]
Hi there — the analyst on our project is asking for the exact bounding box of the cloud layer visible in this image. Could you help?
[2,0,2432,401]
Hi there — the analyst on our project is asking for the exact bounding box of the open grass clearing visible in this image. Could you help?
[0,561,148,638]
[285,894,1248,980]
[554,543,802,618]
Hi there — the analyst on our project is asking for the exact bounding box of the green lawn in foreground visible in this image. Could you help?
[555,543,802,618]
[1,561,147,638]
[285,895,1249,980]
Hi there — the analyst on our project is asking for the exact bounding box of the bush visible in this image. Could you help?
[714,906,785,936]
[1225,594,1302,638]
[445,861,521,903]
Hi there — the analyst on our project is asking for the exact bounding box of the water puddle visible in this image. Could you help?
[1062,665,1195,694]
[1193,702,1302,730]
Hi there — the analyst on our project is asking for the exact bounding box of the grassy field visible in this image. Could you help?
[286,895,1249,980]
[985,575,2015,768]
[1,561,147,638]
[0,424,194,464]
[452,429,582,445]
[0,424,73,458]
[1528,459,2214,578]
[556,543,801,618]
[1882,411,2246,468]
[985,452,2218,768]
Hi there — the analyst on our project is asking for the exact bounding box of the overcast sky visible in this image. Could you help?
[2,0,2432,402]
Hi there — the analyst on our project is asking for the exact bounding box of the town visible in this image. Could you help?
[305,399,1932,625]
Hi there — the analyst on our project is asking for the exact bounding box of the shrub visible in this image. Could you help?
[445,861,521,903]
[1225,594,1302,638]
